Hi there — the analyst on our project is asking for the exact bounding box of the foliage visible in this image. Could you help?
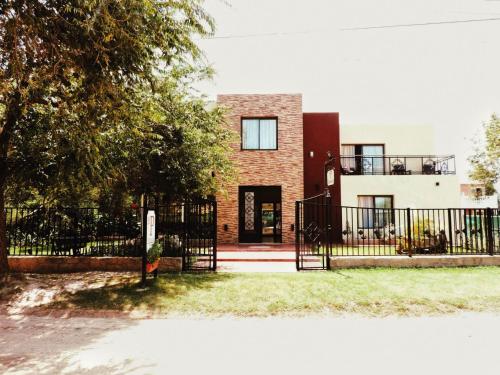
[468,114,500,195]
[147,240,163,264]
[0,1,234,273]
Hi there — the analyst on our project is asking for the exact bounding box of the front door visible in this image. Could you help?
[239,186,282,243]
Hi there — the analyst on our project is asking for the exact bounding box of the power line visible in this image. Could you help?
[201,17,500,40]
[341,17,500,31]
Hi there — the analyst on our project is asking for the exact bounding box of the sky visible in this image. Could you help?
[195,0,500,182]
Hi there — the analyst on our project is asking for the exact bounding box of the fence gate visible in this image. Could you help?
[295,194,331,270]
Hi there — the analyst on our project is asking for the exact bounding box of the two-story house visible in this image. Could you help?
[216,94,460,244]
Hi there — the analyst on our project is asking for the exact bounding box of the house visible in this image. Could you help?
[216,94,460,244]
[460,183,499,209]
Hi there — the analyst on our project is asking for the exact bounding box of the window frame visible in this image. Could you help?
[241,117,278,151]
[357,195,394,229]
[341,144,385,175]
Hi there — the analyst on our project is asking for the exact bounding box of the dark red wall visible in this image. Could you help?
[303,113,342,242]
[303,113,341,206]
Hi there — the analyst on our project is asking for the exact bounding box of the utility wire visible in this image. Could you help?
[341,17,500,30]
[202,17,500,40]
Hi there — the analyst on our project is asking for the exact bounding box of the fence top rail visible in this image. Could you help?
[329,205,497,211]
[339,154,455,160]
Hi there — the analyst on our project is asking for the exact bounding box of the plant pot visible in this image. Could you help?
[146,259,159,273]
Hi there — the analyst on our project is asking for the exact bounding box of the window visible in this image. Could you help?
[357,196,393,228]
[242,118,277,150]
[341,144,384,174]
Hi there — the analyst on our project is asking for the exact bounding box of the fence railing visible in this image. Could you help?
[333,206,500,256]
[339,155,456,176]
[5,200,217,267]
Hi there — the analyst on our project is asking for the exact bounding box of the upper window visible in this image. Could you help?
[242,118,277,150]
[341,144,384,175]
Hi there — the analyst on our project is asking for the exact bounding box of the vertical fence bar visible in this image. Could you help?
[486,207,494,256]
[295,201,300,271]
[406,208,412,257]
[448,209,453,254]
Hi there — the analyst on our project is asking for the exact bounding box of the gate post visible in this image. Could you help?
[325,194,332,270]
[141,194,148,285]
[213,201,217,271]
[486,207,494,256]
[295,201,300,271]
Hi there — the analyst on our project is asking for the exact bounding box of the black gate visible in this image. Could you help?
[157,199,217,271]
[295,193,331,270]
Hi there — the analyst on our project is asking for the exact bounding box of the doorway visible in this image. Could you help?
[239,186,282,243]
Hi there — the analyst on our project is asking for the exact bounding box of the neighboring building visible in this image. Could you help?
[216,94,460,244]
[340,124,461,210]
[460,183,499,208]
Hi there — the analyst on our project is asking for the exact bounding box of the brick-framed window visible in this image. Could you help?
[241,117,278,150]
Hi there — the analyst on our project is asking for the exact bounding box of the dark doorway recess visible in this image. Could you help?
[239,186,282,243]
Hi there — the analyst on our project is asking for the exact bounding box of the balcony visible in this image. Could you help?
[339,155,456,176]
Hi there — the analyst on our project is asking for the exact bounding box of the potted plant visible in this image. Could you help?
[146,240,162,273]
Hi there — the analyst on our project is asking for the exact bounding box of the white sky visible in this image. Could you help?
[195,0,500,182]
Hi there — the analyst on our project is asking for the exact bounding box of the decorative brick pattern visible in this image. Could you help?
[216,94,304,244]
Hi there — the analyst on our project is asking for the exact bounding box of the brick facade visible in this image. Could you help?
[216,94,304,244]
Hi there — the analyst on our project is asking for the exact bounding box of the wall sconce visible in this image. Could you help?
[290,224,295,232]
[223,224,228,231]
[309,150,314,158]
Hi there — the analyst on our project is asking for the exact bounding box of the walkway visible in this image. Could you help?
[217,244,297,272]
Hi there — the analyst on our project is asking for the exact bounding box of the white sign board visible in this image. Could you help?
[326,168,335,186]
[146,210,156,251]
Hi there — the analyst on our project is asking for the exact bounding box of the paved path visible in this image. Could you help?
[1,313,500,375]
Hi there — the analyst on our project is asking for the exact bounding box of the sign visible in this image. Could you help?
[326,167,335,186]
[146,210,156,251]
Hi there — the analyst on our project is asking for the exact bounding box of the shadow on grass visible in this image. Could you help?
[45,272,235,313]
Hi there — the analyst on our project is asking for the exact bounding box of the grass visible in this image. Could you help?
[20,267,500,317]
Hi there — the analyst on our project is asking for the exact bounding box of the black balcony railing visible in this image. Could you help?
[339,155,456,176]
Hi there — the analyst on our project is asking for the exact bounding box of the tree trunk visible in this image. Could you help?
[0,92,21,274]
[0,173,9,274]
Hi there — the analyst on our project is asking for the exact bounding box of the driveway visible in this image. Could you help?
[1,314,499,375]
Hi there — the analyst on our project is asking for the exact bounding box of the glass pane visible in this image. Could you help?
[242,119,259,149]
[244,192,255,230]
[362,146,384,174]
[261,203,274,236]
[357,196,374,228]
[259,119,277,149]
[374,197,392,227]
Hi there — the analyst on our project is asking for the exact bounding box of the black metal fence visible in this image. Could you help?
[295,194,331,270]
[334,206,500,256]
[5,200,217,271]
[340,155,456,176]
[296,194,500,269]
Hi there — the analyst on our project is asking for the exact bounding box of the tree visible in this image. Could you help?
[0,0,215,273]
[468,114,500,195]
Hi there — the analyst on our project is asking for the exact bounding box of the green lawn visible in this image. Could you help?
[32,267,500,316]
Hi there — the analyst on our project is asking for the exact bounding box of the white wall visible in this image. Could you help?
[340,124,436,155]
[461,194,499,209]
[341,175,461,209]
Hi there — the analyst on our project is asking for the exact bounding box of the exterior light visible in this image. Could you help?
[309,151,314,158]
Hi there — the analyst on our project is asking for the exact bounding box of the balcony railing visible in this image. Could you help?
[339,155,456,176]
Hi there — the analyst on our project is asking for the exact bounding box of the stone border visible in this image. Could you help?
[330,255,500,269]
[8,256,182,273]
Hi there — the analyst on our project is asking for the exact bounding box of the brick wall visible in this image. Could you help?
[216,94,304,244]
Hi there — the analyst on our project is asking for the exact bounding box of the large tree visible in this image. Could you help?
[0,0,216,273]
[468,114,500,195]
